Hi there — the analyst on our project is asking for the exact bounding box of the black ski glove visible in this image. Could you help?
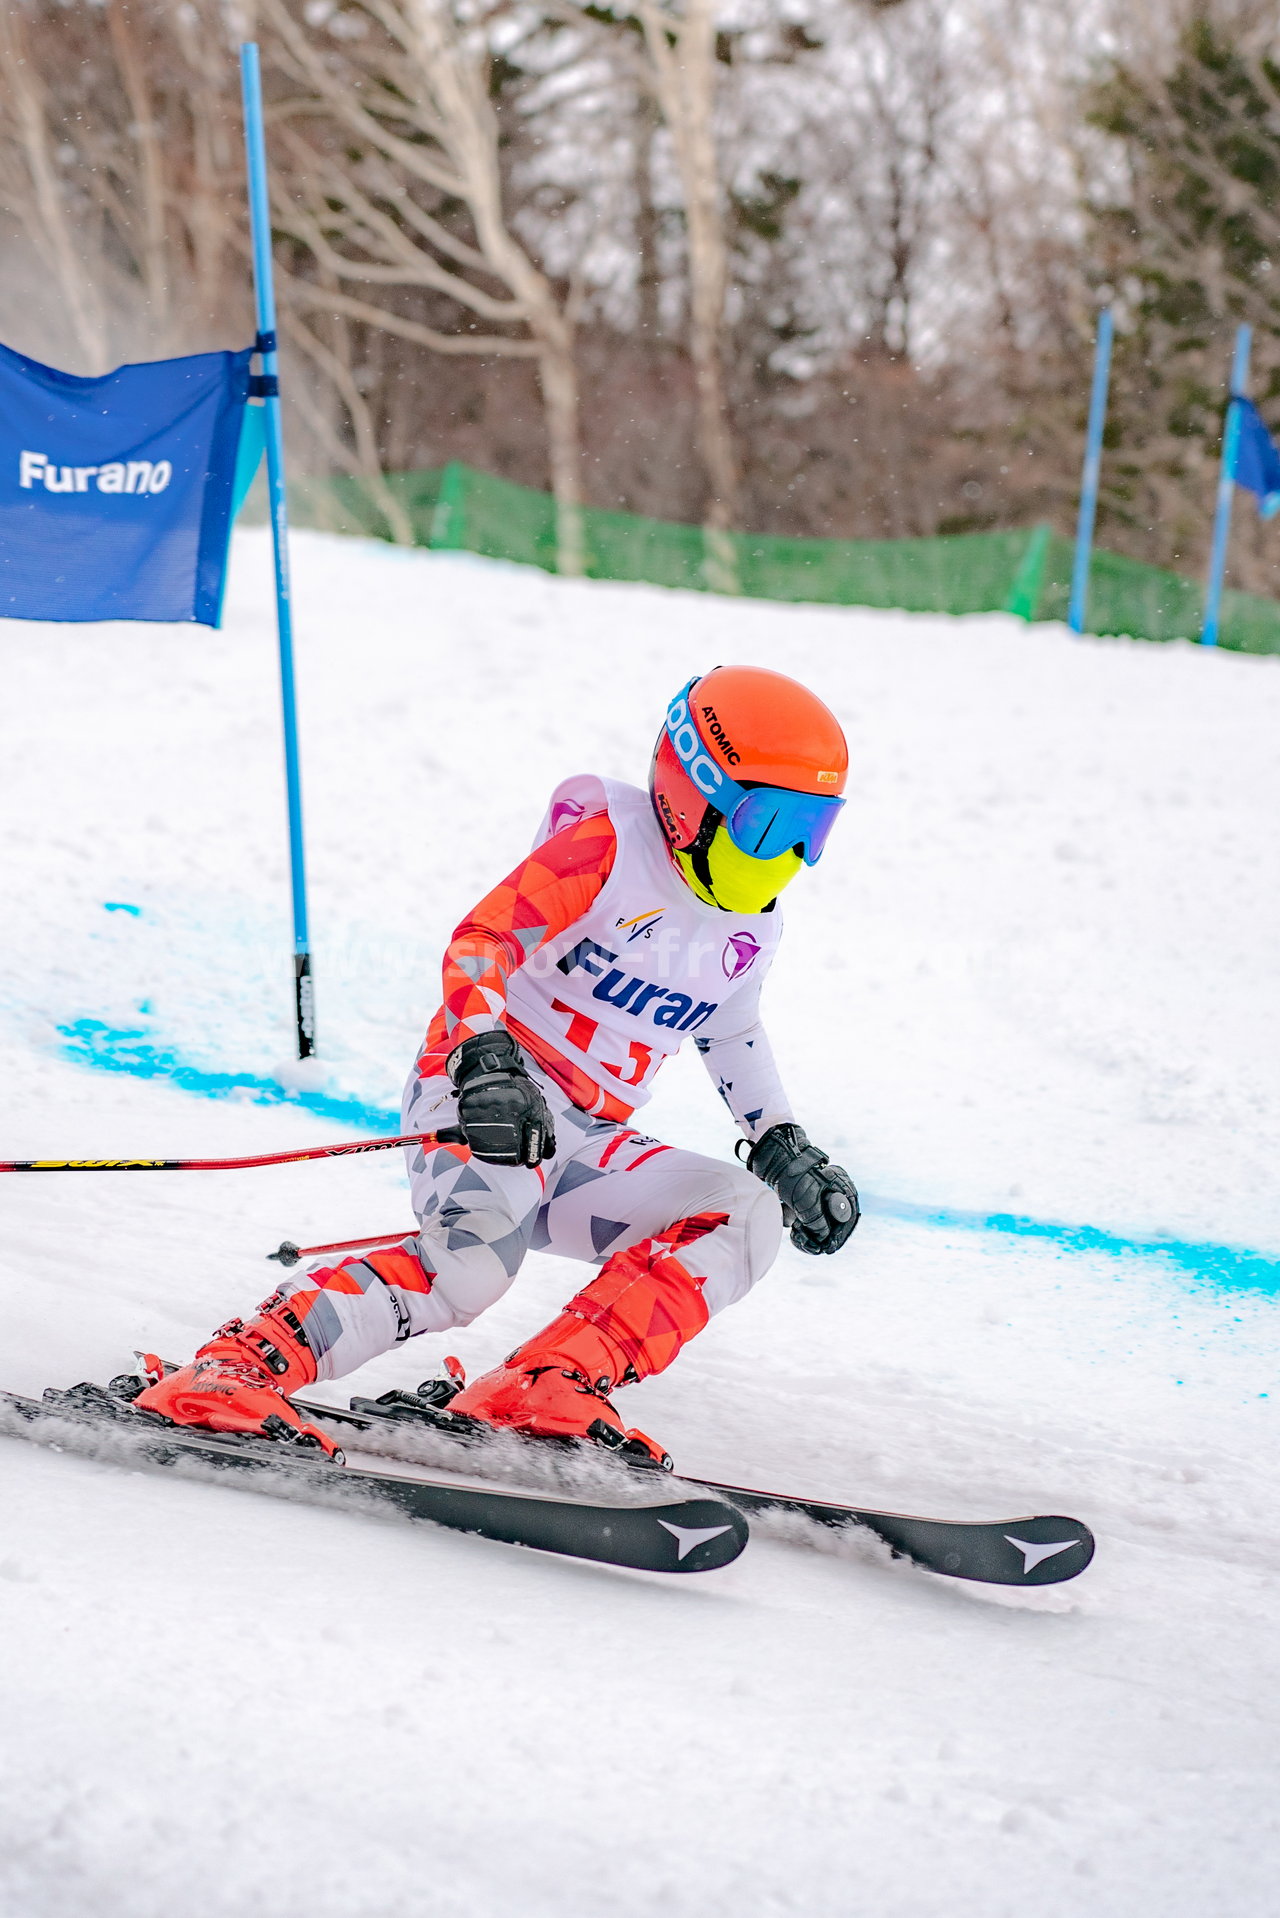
[447,1030,557,1167]
[747,1123,859,1256]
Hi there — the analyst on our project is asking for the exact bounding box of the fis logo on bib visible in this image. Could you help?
[616,909,665,943]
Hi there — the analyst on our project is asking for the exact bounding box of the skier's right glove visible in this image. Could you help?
[747,1123,860,1256]
[447,1030,557,1167]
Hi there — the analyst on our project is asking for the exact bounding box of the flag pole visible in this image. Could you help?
[239,42,315,1058]
[1202,322,1253,649]
[1067,306,1113,636]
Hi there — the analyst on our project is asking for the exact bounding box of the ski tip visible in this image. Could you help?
[651,1499,750,1572]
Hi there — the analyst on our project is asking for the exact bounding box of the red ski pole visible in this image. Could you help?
[0,1128,463,1174]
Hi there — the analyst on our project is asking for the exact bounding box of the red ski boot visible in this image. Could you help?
[445,1213,727,1468]
[133,1292,341,1458]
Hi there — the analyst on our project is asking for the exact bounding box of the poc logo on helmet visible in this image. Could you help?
[19,449,173,496]
[665,694,723,799]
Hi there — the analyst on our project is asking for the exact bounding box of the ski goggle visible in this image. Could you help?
[665,683,845,866]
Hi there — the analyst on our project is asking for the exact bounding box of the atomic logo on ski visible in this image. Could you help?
[658,1520,735,1561]
[1004,1534,1083,1575]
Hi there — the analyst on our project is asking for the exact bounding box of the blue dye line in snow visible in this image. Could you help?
[869,1194,1280,1298]
[58,1019,399,1136]
[103,902,142,917]
[55,1018,1280,1297]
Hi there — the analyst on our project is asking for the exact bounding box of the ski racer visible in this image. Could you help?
[137,666,860,1467]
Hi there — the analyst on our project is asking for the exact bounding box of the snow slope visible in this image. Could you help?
[1,528,1278,1917]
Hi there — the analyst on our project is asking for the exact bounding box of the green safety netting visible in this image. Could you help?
[252,460,1280,655]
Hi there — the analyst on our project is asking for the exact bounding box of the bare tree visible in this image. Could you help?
[0,4,110,369]
[1084,9,1280,585]
[633,0,738,547]
[0,0,251,371]
[103,0,172,343]
[261,0,586,572]
[540,0,737,576]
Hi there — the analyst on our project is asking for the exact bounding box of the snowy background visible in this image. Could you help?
[2,528,1278,1915]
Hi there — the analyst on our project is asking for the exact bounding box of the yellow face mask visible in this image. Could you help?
[674,824,804,914]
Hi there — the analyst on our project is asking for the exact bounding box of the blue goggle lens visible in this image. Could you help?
[723,786,843,865]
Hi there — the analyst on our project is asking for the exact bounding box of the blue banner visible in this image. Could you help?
[0,341,252,625]
[1231,396,1280,520]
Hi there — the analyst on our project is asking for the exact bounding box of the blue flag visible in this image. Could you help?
[0,341,253,625]
[1230,396,1280,520]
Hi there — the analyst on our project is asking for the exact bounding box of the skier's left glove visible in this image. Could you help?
[746,1123,860,1256]
[448,1030,557,1167]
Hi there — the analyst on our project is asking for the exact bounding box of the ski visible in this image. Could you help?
[0,1383,748,1577]
[292,1387,1095,1588]
[686,1480,1093,1586]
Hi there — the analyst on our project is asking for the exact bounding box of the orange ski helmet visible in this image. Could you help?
[650,666,848,874]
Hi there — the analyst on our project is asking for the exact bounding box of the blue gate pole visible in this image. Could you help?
[240,42,314,1057]
[1068,306,1113,635]
[1202,322,1253,649]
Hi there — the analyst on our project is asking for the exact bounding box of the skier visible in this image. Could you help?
[137,667,860,1466]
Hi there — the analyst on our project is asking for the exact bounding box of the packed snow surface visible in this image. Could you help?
[2,529,1278,1916]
